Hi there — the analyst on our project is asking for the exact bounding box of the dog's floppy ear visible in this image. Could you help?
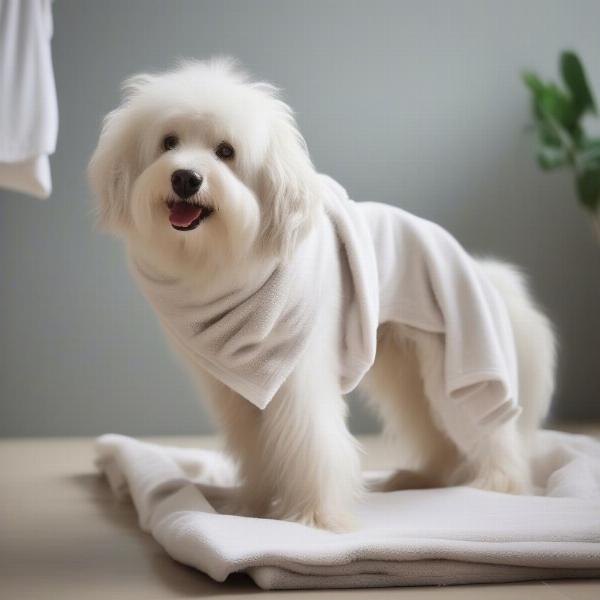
[259,96,321,259]
[88,74,155,232]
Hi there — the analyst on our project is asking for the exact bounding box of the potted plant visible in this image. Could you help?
[523,51,600,238]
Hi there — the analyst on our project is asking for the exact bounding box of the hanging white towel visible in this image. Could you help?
[95,431,600,590]
[132,174,518,451]
[0,0,58,198]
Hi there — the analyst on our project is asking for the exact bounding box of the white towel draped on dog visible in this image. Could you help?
[131,175,519,449]
[95,431,600,589]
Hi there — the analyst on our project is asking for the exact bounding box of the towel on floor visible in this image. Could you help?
[95,430,600,590]
[131,174,518,451]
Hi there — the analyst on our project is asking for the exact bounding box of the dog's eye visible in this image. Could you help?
[215,141,235,160]
[162,134,179,152]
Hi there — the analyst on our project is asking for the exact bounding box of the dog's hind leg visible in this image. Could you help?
[361,324,460,491]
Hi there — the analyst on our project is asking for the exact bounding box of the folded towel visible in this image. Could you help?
[95,431,600,590]
[131,174,518,452]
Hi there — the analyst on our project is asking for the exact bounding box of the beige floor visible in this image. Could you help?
[1,426,598,599]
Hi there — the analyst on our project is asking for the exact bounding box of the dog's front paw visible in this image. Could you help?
[273,508,356,533]
[299,510,356,533]
[467,467,531,495]
[369,469,440,492]
[219,487,272,518]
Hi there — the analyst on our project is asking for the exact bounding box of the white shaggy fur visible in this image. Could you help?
[89,59,556,531]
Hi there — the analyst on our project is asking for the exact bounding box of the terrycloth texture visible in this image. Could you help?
[131,175,518,450]
[95,431,600,590]
[0,0,58,198]
[130,216,328,411]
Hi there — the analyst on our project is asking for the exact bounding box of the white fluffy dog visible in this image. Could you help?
[89,59,556,531]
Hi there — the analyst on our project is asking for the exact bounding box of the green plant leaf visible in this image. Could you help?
[540,83,579,133]
[537,144,569,170]
[580,138,600,161]
[523,72,547,121]
[522,52,600,215]
[576,166,600,211]
[536,120,563,148]
[560,51,597,116]
[523,71,545,96]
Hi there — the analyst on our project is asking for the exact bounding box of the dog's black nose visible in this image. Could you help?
[171,169,203,199]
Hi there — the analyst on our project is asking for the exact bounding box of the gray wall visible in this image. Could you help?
[1,0,599,437]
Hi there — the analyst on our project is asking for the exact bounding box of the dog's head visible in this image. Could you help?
[88,59,321,268]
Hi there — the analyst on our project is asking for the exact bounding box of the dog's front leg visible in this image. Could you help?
[198,362,362,530]
[197,295,362,531]
[196,374,276,518]
[255,351,363,532]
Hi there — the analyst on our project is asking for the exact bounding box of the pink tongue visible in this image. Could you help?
[169,202,203,227]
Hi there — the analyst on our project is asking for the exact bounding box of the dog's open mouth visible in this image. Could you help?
[167,200,214,231]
